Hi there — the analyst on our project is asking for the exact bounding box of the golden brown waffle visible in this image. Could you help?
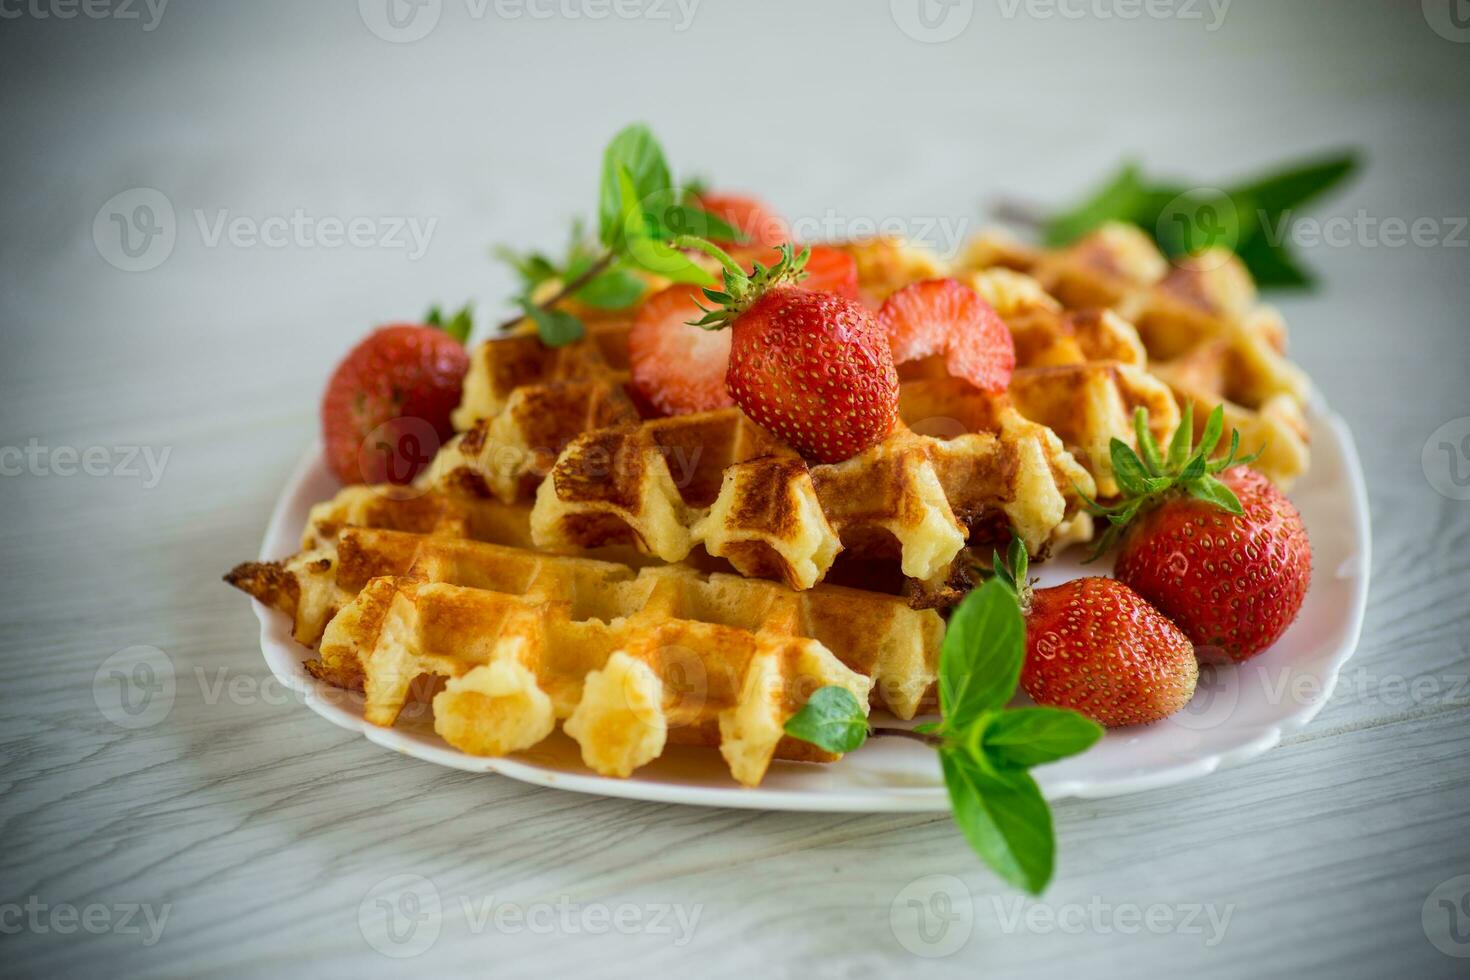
[425,325,642,502]
[226,484,537,647]
[297,527,941,785]
[530,377,1095,591]
[956,224,1312,487]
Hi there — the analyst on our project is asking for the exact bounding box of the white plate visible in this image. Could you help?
[249,404,1370,812]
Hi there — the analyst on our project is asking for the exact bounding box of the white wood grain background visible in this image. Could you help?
[2,2,1468,977]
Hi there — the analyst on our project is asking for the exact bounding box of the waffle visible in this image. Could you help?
[956,224,1312,487]
[530,377,1095,591]
[226,484,537,648]
[300,527,941,785]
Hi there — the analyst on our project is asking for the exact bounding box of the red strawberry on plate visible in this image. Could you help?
[629,283,736,416]
[1093,405,1312,662]
[878,278,1016,393]
[686,242,899,462]
[995,542,1198,728]
[696,191,789,248]
[321,321,469,486]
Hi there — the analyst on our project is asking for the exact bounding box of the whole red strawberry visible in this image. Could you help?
[682,242,898,462]
[321,322,468,485]
[1092,405,1312,662]
[993,542,1197,727]
[1022,577,1198,727]
[1116,466,1311,662]
[727,286,898,461]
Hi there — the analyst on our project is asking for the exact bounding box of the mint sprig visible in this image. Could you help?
[783,578,1102,894]
[1037,151,1359,289]
[493,124,741,347]
[1082,404,1260,557]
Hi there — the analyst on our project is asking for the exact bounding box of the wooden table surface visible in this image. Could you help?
[3,2,1468,976]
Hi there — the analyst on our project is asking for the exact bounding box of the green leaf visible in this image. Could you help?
[518,299,584,348]
[1185,474,1244,514]
[1109,439,1168,497]
[494,245,560,290]
[981,707,1103,769]
[616,168,715,286]
[1196,405,1226,459]
[1234,233,1315,289]
[571,263,646,310]
[941,751,1055,894]
[644,201,741,244]
[783,686,869,754]
[1133,407,1163,476]
[598,124,673,248]
[1228,151,1359,216]
[938,578,1026,732]
[1164,402,1195,472]
[1043,162,1147,247]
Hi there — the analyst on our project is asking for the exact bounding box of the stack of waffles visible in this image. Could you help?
[227,224,1315,786]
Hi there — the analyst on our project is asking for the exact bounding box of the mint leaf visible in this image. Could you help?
[941,751,1054,895]
[1043,162,1148,247]
[1235,233,1314,289]
[616,168,715,286]
[518,299,584,347]
[938,578,1026,731]
[599,124,673,248]
[981,707,1103,769]
[783,686,869,754]
[573,267,645,310]
[1227,152,1359,216]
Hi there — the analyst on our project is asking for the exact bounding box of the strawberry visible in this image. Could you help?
[629,283,736,416]
[321,322,469,486]
[1021,576,1198,728]
[878,279,1016,393]
[1092,405,1312,662]
[991,542,1198,727]
[732,244,860,300]
[686,243,899,462]
[696,191,789,248]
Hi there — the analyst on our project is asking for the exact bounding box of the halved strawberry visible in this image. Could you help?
[731,244,859,300]
[878,278,1016,393]
[696,191,789,248]
[629,283,735,416]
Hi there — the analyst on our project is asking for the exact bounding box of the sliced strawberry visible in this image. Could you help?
[696,192,790,248]
[730,244,860,300]
[629,283,735,416]
[878,278,1016,393]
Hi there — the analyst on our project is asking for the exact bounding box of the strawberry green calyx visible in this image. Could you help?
[1085,403,1261,557]
[990,536,1033,611]
[672,236,810,330]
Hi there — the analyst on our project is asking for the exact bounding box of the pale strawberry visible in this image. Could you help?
[878,278,1015,393]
